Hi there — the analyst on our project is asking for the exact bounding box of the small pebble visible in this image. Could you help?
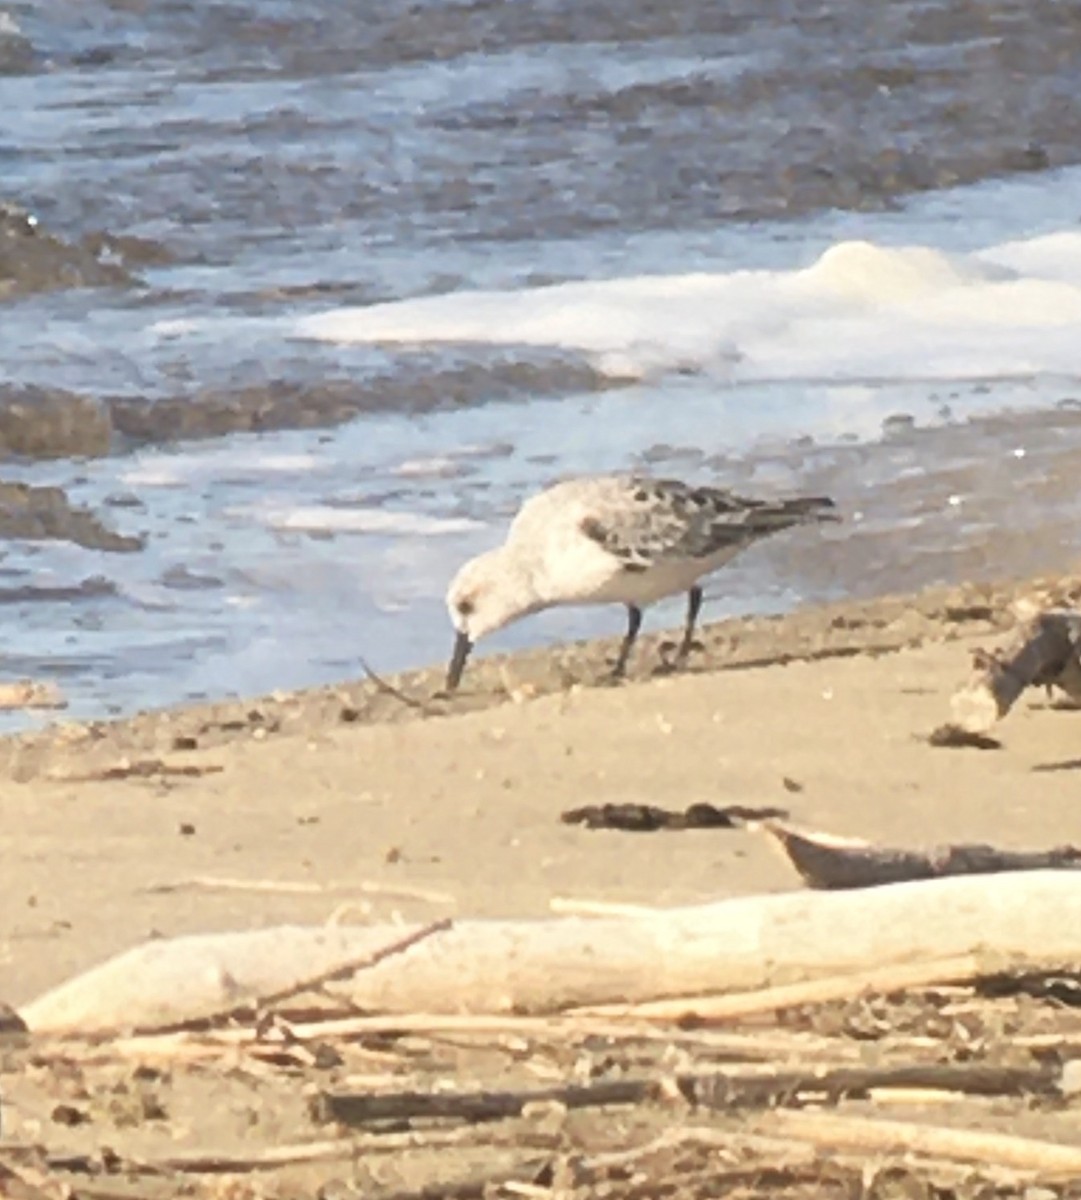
[1060,1059,1081,1097]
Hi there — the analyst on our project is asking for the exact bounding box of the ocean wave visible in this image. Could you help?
[296,232,1081,384]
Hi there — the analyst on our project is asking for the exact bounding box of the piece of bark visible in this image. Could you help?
[764,822,1081,890]
[949,608,1081,734]
[23,872,1081,1035]
[561,802,787,831]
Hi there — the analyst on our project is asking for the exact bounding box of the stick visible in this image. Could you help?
[49,758,223,783]
[317,1060,1058,1131]
[581,1128,1038,1191]
[143,876,455,904]
[316,1076,652,1127]
[100,1013,861,1064]
[578,1126,816,1172]
[548,898,663,917]
[155,1138,359,1173]
[253,918,452,1011]
[360,657,441,714]
[373,1159,551,1200]
[145,876,329,895]
[89,1126,550,1176]
[682,1062,1057,1109]
[575,954,985,1020]
[757,1109,1081,1176]
[763,823,1081,890]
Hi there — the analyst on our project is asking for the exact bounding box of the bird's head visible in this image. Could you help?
[443,549,540,690]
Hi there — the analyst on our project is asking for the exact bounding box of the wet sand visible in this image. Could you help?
[5,569,1080,1008]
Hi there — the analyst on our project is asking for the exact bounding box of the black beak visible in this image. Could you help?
[445,630,473,692]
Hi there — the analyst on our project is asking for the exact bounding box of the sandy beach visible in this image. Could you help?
[5,570,1080,1007]
[6,574,1081,1197]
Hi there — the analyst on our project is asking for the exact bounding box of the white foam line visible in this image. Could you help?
[294,234,1081,386]
[260,506,483,536]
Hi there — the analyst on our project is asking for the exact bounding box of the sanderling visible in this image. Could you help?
[444,473,837,690]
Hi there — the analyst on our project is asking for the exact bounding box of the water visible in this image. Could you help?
[3,0,1081,727]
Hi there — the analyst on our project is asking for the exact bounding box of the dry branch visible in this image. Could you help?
[683,1061,1058,1108]
[764,822,1081,890]
[949,607,1081,734]
[317,1061,1060,1131]
[100,1013,860,1066]
[316,1077,652,1128]
[757,1109,1081,1177]
[39,1127,552,1179]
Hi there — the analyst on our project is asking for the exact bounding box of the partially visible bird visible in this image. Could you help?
[444,473,838,691]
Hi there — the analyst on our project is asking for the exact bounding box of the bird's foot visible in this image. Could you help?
[603,661,630,685]
[656,638,705,674]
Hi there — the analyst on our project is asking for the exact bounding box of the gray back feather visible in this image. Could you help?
[579,477,835,571]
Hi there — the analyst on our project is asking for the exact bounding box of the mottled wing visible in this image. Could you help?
[580,477,832,571]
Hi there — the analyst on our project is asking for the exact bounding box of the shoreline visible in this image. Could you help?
[0,567,1074,784]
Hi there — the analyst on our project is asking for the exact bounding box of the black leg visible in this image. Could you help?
[612,605,643,679]
[677,585,703,663]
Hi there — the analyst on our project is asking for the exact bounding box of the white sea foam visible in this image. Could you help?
[259,506,483,536]
[392,455,469,479]
[121,450,319,487]
[296,233,1081,385]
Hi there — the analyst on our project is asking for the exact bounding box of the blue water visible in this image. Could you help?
[2,0,1081,727]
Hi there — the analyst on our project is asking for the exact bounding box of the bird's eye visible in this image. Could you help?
[457,598,475,617]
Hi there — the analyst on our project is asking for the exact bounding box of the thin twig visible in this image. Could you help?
[575,954,985,1020]
[256,917,453,1010]
[94,1126,549,1176]
[360,657,441,713]
[142,876,455,905]
[548,897,663,918]
[95,1012,863,1063]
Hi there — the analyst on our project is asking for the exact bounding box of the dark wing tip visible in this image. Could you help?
[786,496,840,523]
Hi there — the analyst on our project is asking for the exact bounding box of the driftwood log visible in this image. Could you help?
[950,607,1081,734]
[764,823,1081,889]
[19,871,1081,1036]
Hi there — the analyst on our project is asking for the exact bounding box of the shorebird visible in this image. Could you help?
[443,474,837,690]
